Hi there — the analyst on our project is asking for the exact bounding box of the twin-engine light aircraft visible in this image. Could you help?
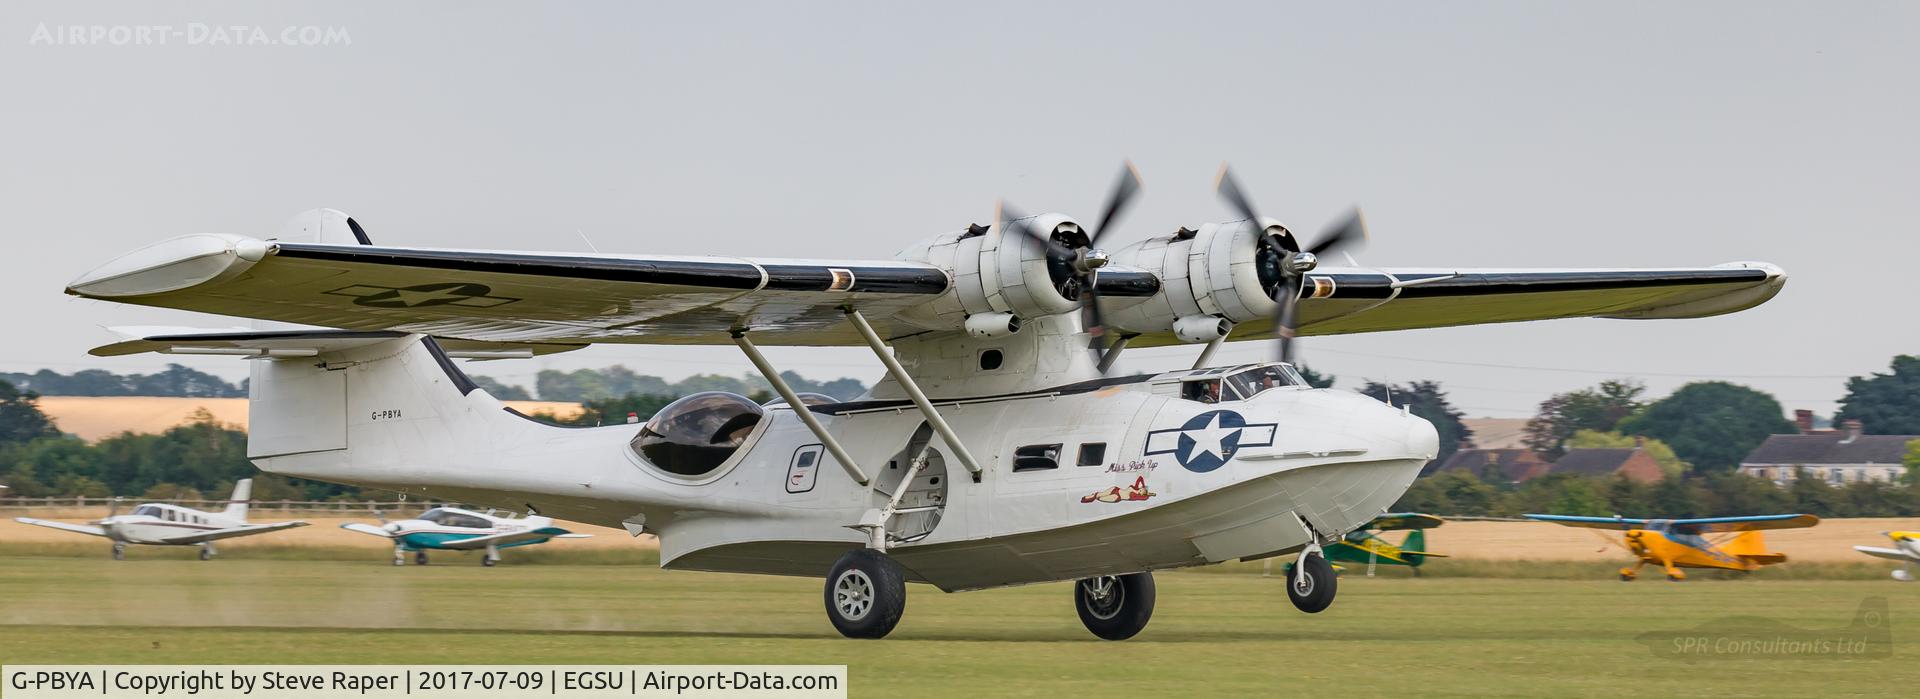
[340,506,591,566]
[1854,531,1920,581]
[66,163,1786,638]
[13,479,307,560]
[1526,513,1819,581]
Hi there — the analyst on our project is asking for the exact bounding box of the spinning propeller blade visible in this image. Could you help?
[1213,164,1367,364]
[997,161,1144,375]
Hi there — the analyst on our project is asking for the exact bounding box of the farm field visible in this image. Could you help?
[0,556,1914,697]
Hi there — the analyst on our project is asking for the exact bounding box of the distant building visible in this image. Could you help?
[1549,445,1665,483]
[1739,415,1914,486]
[1434,448,1552,482]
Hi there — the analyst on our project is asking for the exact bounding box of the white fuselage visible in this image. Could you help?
[99,505,245,545]
[250,334,1438,591]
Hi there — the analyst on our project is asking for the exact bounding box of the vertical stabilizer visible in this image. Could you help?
[223,478,253,521]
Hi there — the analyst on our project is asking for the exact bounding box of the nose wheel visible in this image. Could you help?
[1285,550,1338,613]
[1074,572,1156,640]
[111,543,125,561]
[824,549,906,639]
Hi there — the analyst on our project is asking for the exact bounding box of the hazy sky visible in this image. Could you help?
[2,1,1914,419]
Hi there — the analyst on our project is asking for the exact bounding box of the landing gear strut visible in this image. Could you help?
[198,543,215,561]
[824,549,905,639]
[1284,513,1338,613]
[1074,573,1155,640]
[482,544,500,567]
[111,543,125,561]
[392,545,407,567]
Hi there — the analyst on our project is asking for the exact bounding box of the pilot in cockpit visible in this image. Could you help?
[1181,379,1223,404]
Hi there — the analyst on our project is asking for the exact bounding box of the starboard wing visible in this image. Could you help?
[13,517,108,538]
[1667,514,1820,534]
[1523,514,1649,531]
[1854,546,1916,563]
[432,527,579,550]
[1365,512,1446,531]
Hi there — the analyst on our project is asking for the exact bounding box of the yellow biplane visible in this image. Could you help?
[1525,513,1819,581]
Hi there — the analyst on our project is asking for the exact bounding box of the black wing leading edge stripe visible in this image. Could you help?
[273,244,951,294]
[1317,268,1771,300]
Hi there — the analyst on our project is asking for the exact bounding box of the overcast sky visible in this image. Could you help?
[2,1,1914,419]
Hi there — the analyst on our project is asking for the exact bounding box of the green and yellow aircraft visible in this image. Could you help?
[1324,513,1447,575]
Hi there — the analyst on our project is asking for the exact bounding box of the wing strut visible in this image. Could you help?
[731,330,870,487]
[844,308,986,482]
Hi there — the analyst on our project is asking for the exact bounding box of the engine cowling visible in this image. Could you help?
[1100,219,1291,338]
[894,213,1098,331]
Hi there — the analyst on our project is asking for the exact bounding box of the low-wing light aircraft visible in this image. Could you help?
[340,506,591,566]
[66,163,1786,638]
[1526,513,1818,581]
[13,479,307,560]
[1854,531,1920,581]
[1323,512,1446,575]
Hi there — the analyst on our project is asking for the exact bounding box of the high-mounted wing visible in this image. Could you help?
[90,326,586,360]
[431,527,585,550]
[1366,512,1445,531]
[1855,546,1916,563]
[1665,514,1819,534]
[13,517,108,537]
[67,228,1782,349]
[1524,514,1649,531]
[67,234,951,347]
[154,520,308,545]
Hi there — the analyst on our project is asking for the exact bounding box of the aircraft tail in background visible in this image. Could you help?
[222,478,253,521]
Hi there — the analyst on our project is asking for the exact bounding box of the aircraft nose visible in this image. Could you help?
[1407,416,1439,461]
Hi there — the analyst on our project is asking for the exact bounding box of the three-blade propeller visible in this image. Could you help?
[1214,164,1366,365]
[998,161,1143,373]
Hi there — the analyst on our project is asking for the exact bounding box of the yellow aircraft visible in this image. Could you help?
[1854,531,1920,581]
[1525,513,1819,581]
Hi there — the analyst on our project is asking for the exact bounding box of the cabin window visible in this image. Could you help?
[1013,444,1062,472]
[1225,365,1296,399]
[630,391,765,477]
[1077,443,1107,467]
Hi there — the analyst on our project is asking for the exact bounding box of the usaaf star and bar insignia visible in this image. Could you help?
[1143,410,1277,473]
[325,282,522,309]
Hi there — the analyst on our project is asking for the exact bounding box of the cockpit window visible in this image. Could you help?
[133,505,161,517]
[1181,379,1224,404]
[1224,366,1297,400]
[631,392,766,477]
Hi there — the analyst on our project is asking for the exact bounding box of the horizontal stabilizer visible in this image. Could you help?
[434,527,582,550]
[91,326,584,360]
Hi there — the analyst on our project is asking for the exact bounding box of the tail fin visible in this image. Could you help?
[1401,529,1429,566]
[1723,530,1786,563]
[223,478,252,521]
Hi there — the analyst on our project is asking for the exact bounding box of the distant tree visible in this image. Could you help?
[1603,474,1650,516]
[1546,478,1609,516]
[1566,430,1688,478]
[1904,440,1920,486]
[1646,476,1708,518]
[0,380,62,444]
[1522,379,1645,459]
[1700,472,1792,516]
[469,375,532,400]
[1,365,242,397]
[1787,468,1838,515]
[1295,365,1335,389]
[1431,471,1500,516]
[1391,475,1452,514]
[1358,381,1472,465]
[1617,382,1796,473]
[1834,355,1920,435]
[140,483,203,501]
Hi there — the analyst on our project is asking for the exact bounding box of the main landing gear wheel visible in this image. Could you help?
[481,556,497,567]
[111,543,125,561]
[1286,552,1337,614]
[414,551,429,566]
[1074,573,1155,641]
[198,546,213,561]
[824,549,906,639]
[1619,569,1637,582]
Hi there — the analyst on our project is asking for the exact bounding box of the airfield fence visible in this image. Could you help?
[0,496,457,517]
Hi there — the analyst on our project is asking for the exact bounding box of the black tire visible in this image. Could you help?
[1074,573,1155,641]
[824,549,906,639]
[482,556,496,567]
[1286,552,1337,613]
[111,544,125,561]
[198,548,212,561]
[415,551,429,566]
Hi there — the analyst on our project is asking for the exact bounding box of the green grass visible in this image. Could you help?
[2,556,1916,697]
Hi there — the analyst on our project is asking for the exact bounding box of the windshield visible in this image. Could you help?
[1224,365,1298,399]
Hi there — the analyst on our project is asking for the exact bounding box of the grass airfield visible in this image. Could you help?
[1,547,1915,697]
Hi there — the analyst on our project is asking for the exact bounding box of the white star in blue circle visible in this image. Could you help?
[1174,410,1247,473]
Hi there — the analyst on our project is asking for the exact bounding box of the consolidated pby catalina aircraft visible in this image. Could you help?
[14,479,307,560]
[340,506,592,566]
[66,164,1785,638]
